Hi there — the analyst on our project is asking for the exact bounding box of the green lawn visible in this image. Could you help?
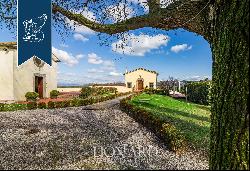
[129,93,211,151]
[0,103,27,111]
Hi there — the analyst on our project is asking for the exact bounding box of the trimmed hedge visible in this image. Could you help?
[161,123,186,152]
[0,91,131,112]
[80,86,118,99]
[120,95,186,152]
[27,102,37,110]
[144,88,170,96]
[0,103,4,111]
[48,101,55,109]
[62,100,71,107]
[50,90,60,99]
[25,92,39,102]
[80,87,93,98]
[38,102,47,109]
[186,81,211,105]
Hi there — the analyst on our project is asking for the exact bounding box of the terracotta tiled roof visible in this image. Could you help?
[0,42,17,48]
[124,68,159,75]
[0,42,60,62]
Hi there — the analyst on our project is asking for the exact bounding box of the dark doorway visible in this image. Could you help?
[35,76,44,98]
[137,79,144,91]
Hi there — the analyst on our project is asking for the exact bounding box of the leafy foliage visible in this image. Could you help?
[80,86,118,99]
[80,87,93,99]
[120,95,187,152]
[25,92,39,102]
[50,90,60,99]
[161,123,186,152]
[186,81,211,105]
[125,93,211,152]
[0,103,4,111]
[48,101,55,109]
[38,102,47,109]
[27,102,37,110]
[144,88,169,96]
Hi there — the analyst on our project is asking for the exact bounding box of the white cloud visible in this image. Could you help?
[60,44,69,48]
[65,17,96,35]
[87,53,116,69]
[109,71,122,76]
[87,53,103,64]
[184,75,211,81]
[170,44,192,53]
[102,60,115,71]
[64,11,96,42]
[87,68,104,73]
[112,34,170,56]
[73,33,89,42]
[76,54,85,59]
[103,60,115,67]
[85,53,123,82]
[52,47,80,66]
[74,25,96,35]
[57,52,123,85]
[105,3,135,22]
[64,17,96,35]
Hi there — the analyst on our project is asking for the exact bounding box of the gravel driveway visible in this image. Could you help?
[0,96,208,170]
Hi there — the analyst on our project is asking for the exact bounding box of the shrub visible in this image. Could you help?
[38,102,47,109]
[27,102,37,110]
[186,81,211,105]
[71,99,81,107]
[77,99,86,106]
[25,92,39,102]
[55,101,64,108]
[61,100,71,108]
[50,90,60,99]
[161,123,186,152]
[80,86,119,99]
[48,101,55,109]
[120,96,186,152]
[156,89,170,96]
[80,87,93,99]
[88,98,94,105]
[0,103,5,111]
[144,88,169,96]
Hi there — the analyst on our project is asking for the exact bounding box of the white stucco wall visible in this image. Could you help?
[125,69,158,90]
[58,86,132,93]
[0,48,58,101]
[13,53,58,101]
[0,50,15,100]
[57,88,82,93]
[91,86,132,93]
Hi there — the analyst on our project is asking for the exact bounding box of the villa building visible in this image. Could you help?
[124,68,158,91]
[0,42,60,101]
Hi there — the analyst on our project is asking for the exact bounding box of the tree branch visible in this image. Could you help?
[52,3,156,34]
[52,0,211,40]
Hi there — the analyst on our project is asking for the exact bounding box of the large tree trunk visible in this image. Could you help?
[210,0,249,170]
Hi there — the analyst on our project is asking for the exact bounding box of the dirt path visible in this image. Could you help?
[0,97,208,170]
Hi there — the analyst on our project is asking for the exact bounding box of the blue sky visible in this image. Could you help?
[0,1,212,85]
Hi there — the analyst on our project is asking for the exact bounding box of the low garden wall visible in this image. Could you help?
[58,86,132,93]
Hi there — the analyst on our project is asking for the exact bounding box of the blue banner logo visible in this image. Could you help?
[18,0,51,66]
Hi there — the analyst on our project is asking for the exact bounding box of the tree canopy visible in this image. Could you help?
[0,0,212,41]
[0,0,249,170]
